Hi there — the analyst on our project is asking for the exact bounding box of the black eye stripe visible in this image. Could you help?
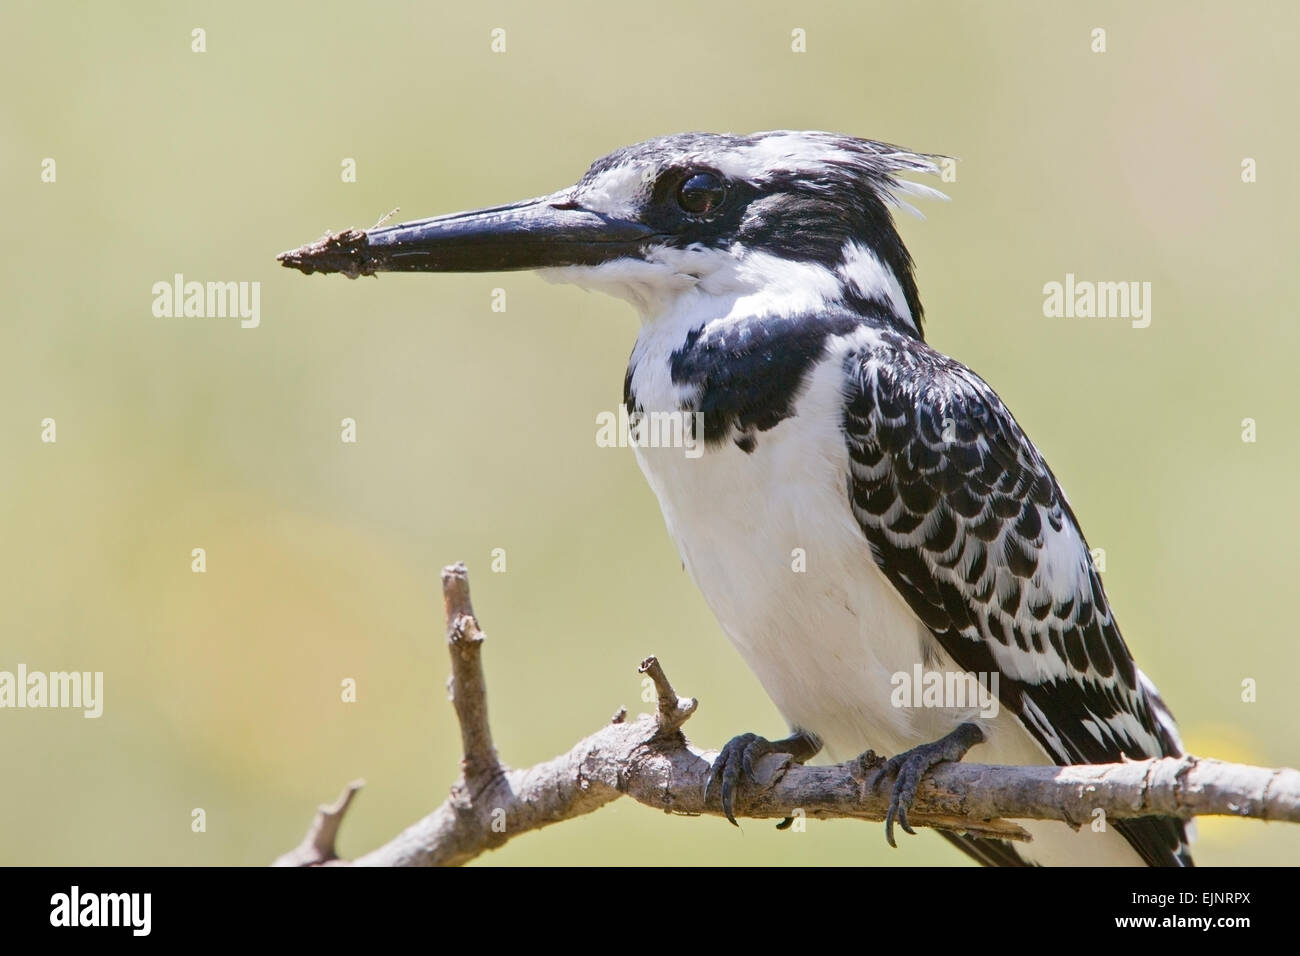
[676,171,726,215]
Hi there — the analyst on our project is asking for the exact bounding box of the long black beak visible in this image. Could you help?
[277,192,657,278]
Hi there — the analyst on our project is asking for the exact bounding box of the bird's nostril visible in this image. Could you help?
[549,197,582,210]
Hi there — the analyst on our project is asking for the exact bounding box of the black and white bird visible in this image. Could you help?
[280,131,1192,866]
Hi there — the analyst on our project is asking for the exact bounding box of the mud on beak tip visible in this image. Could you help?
[277,227,376,278]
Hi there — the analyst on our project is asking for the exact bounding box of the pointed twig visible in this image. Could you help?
[441,563,500,783]
[272,780,364,866]
[638,655,697,733]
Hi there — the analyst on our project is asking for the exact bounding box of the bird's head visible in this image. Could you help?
[279,131,946,338]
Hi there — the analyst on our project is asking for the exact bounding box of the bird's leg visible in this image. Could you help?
[872,721,986,847]
[706,729,822,827]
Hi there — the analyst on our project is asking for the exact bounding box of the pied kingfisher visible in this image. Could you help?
[280,131,1192,866]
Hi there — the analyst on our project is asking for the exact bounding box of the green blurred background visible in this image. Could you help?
[2,1,1296,865]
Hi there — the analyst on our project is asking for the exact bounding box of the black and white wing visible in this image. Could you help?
[842,328,1192,867]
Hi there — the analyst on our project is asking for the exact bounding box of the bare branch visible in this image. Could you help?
[441,562,500,783]
[278,564,1300,866]
[272,779,364,866]
[638,655,697,733]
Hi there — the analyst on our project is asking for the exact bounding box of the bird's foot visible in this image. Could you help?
[872,722,986,848]
[706,730,821,827]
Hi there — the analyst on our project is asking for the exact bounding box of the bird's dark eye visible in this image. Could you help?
[676,172,726,215]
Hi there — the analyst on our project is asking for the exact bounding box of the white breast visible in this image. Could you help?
[631,333,957,758]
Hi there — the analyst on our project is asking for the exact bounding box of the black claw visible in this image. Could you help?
[704,751,727,806]
[707,730,821,828]
[897,800,914,837]
[884,805,899,848]
[873,722,985,849]
[706,732,758,826]
[721,751,744,825]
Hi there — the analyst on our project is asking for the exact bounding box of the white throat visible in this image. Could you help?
[541,240,916,336]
